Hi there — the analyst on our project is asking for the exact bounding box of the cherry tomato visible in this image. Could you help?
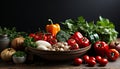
[29,33,36,38]
[70,43,79,50]
[95,56,102,62]
[87,60,96,66]
[34,35,40,41]
[83,55,89,62]
[39,34,47,41]
[43,34,47,41]
[74,58,83,66]
[106,49,119,61]
[89,56,96,61]
[48,38,57,45]
[99,58,108,66]
[47,35,53,40]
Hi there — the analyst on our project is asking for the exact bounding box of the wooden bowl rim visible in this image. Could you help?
[26,45,91,53]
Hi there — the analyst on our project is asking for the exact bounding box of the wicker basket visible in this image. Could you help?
[25,45,91,61]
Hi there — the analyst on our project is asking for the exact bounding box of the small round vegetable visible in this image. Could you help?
[70,43,79,50]
[74,58,83,66]
[95,56,102,62]
[110,41,120,53]
[89,56,96,61]
[11,37,25,50]
[87,60,96,66]
[106,49,119,61]
[99,58,108,66]
[116,45,120,52]
[83,55,89,62]
[1,48,16,61]
[29,33,36,38]
[67,39,76,46]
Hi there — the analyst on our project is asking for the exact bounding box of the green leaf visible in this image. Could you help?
[77,16,85,23]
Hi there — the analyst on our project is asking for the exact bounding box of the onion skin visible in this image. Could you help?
[116,45,120,53]
[110,41,120,53]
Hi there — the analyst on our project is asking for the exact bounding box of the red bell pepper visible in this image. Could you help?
[72,32,83,46]
[94,41,109,57]
[67,38,76,46]
[80,37,90,47]
[106,49,119,61]
[69,43,79,50]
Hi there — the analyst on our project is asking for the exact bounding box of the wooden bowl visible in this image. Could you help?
[25,45,91,61]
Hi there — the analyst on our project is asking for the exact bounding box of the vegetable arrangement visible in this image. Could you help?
[0,16,119,66]
[61,16,118,44]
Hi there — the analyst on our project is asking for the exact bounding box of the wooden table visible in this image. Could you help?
[0,56,120,69]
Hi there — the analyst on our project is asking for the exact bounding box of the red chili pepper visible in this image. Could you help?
[94,41,109,57]
[106,49,119,61]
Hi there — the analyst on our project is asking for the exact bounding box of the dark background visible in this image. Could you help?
[1,0,120,37]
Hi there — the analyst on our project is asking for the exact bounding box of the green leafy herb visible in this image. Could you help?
[13,51,26,57]
[23,36,37,48]
[96,16,118,43]
[61,16,118,44]
[0,27,27,41]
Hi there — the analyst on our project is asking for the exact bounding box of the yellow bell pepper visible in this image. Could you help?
[46,19,60,36]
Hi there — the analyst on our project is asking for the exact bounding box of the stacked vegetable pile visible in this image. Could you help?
[0,16,119,67]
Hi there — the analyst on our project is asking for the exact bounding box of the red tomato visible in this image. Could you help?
[89,56,96,61]
[29,33,36,38]
[48,38,57,45]
[80,37,90,47]
[95,56,102,62]
[87,60,96,66]
[34,35,40,41]
[42,35,47,41]
[74,58,83,66]
[47,35,53,40]
[94,41,109,57]
[70,43,79,50]
[83,55,89,62]
[67,39,76,46]
[106,49,119,61]
[99,58,108,66]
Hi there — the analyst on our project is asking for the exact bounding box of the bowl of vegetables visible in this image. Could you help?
[24,30,92,61]
[25,41,91,61]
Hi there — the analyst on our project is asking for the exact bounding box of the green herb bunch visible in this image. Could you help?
[0,27,27,41]
[23,36,37,48]
[13,51,26,57]
[61,16,118,43]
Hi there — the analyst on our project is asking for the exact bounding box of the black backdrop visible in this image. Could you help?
[2,0,120,37]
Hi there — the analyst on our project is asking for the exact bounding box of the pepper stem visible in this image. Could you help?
[48,19,53,24]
